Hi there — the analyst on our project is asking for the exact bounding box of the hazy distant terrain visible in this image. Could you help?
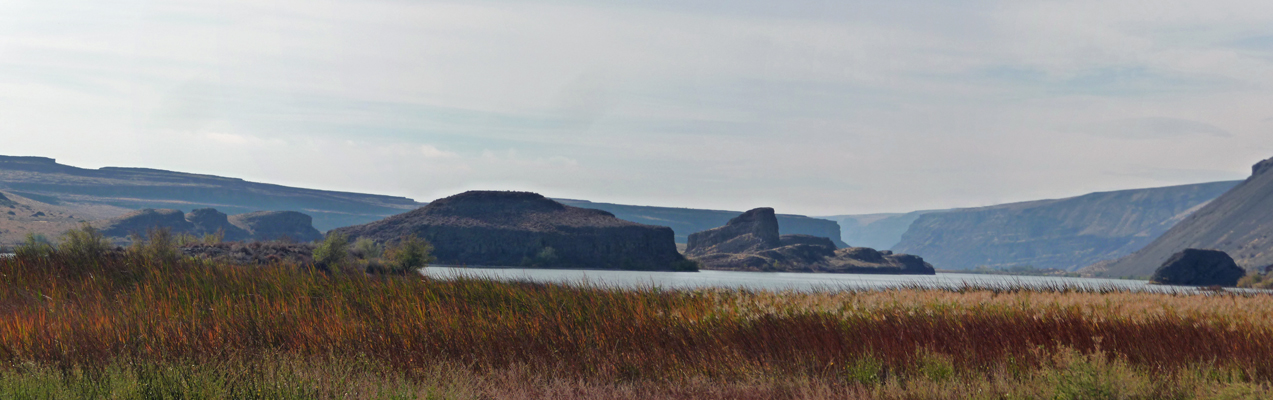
[556,199,847,247]
[1085,158,1273,277]
[1,154,1252,275]
[890,181,1240,271]
[818,211,943,250]
[0,155,423,232]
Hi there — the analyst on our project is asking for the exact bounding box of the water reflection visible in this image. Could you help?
[419,266,1201,293]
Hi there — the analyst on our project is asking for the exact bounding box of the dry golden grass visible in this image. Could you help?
[1,252,1271,399]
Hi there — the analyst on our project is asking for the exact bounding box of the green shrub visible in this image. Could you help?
[382,235,434,273]
[202,228,224,245]
[173,232,199,247]
[671,258,699,272]
[535,247,558,264]
[1237,272,1273,289]
[521,246,558,267]
[351,238,382,260]
[916,350,955,382]
[59,223,111,258]
[842,355,885,385]
[313,232,349,270]
[14,233,54,258]
[130,227,181,264]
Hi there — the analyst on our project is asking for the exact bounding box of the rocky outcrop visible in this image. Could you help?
[1084,156,1273,278]
[1255,158,1273,176]
[185,208,250,241]
[96,208,321,242]
[687,207,934,274]
[331,191,695,271]
[821,248,935,274]
[99,209,194,238]
[555,198,848,246]
[686,208,781,256]
[778,234,837,250]
[1149,249,1245,286]
[229,211,323,242]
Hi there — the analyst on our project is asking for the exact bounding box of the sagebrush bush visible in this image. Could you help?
[351,238,382,260]
[130,227,181,264]
[312,232,349,270]
[1238,272,1273,289]
[13,233,54,258]
[174,232,200,247]
[58,223,111,258]
[382,235,434,273]
[203,228,225,245]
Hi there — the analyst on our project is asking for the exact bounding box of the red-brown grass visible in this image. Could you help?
[1,252,1272,398]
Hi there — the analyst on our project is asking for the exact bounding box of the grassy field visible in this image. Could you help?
[2,252,1272,399]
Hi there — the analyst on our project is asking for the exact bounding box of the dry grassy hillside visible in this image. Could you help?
[1085,156,1273,277]
[0,191,130,247]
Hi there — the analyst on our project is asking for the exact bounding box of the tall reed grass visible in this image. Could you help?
[1,252,1271,398]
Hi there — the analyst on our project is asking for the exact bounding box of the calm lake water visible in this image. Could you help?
[0,254,1236,294]
[421,266,1198,293]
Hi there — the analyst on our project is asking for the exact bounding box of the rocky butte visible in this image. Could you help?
[1148,249,1246,287]
[98,208,323,242]
[332,191,695,271]
[686,208,934,274]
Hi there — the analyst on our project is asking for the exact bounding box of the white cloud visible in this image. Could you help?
[204,132,286,146]
[1,0,1272,215]
[420,145,458,159]
[1076,117,1232,140]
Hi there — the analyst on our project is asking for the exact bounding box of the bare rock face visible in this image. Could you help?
[821,248,935,274]
[1084,156,1273,278]
[1255,158,1273,176]
[332,191,694,271]
[94,208,322,242]
[185,208,250,241]
[778,234,837,250]
[1149,249,1246,286]
[686,207,934,274]
[229,211,323,242]
[100,209,194,238]
[685,208,781,256]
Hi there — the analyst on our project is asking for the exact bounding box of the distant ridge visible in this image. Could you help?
[818,211,942,250]
[0,155,423,231]
[890,180,1240,271]
[1084,156,1273,277]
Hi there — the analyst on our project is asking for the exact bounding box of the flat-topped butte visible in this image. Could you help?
[332,191,695,271]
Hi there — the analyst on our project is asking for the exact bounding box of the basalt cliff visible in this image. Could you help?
[332,191,695,271]
[686,208,934,274]
[1083,156,1273,278]
[98,208,322,242]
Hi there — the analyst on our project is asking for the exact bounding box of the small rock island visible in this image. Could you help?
[686,207,935,274]
[1149,249,1246,287]
[332,191,695,271]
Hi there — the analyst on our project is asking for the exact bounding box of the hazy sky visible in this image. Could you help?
[2,0,1271,215]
